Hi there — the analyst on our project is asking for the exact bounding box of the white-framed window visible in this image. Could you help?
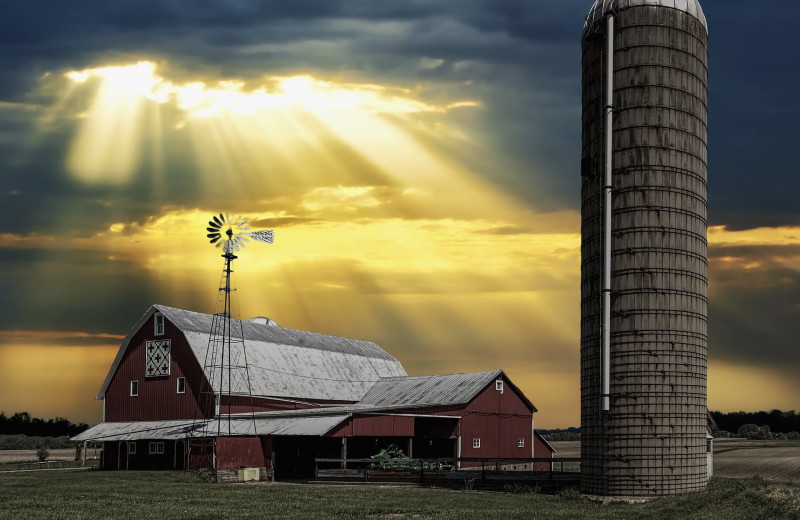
[128,442,137,455]
[149,442,165,455]
[473,438,481,449]
[154,313,165,336]
[495,380,504,393]
[177,377,186,394]
[518,438,525,448]
[130,380,139,397]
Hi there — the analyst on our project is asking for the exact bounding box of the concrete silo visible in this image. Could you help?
[580,0,709,496]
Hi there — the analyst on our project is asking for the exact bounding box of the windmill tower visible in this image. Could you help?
[580,0,709,496]
[191,213,274,468]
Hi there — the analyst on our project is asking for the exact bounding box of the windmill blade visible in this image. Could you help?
[249,230,274,244]
[212,215,223,226]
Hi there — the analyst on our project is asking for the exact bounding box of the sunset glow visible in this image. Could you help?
[2,25,797,430]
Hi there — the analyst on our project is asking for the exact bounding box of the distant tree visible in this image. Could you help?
[738,424,758,436]
[786,432,800,440]
[36,445,49,462]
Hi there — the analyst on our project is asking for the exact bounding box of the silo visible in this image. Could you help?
[580,0,709,496]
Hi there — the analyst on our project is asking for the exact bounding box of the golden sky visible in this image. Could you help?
[1,60,799,429]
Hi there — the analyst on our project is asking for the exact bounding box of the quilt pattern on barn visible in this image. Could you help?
[145,339,171,377]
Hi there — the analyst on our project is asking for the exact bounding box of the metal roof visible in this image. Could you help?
[357,370,534,411]
[97,305,407,402]
[71,415,349,442]
[584,0,708,33]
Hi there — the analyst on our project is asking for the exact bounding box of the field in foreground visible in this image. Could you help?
[0,471,799,520]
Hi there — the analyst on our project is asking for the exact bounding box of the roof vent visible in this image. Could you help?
[247,316,279,327]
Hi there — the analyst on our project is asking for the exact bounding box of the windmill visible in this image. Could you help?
[190,213,274,468]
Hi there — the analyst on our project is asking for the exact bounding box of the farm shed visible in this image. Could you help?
[73,305,550,477]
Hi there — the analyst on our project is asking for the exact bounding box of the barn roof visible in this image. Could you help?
[357,370,536,412]
[97,304,407,402]
[71,414,350,442]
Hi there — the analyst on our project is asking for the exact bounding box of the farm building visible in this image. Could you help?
[73,304,552,478]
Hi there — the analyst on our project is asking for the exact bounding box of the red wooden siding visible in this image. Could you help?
[532,434,553,471]
[434,375,533,462]
[105,314,211,422]
[216,436,269,470]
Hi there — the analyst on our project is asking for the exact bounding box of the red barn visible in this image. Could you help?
[73,305,553,477]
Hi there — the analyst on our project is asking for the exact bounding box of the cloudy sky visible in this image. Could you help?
[0,0,798,429]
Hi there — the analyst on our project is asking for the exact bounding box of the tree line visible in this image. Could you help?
[541,410,800,441]
[710,409,800,437]
[0,411,89,438]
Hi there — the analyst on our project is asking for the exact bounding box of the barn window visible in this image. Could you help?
[177,377,186,394]
[145,339,171,377]
[128,442,137,454]
[149,442,165,455]
[472,438,481,449]
[495,380,504,393]
[154,313,165,335]
[518,438,525,448]
[130,380,139,397]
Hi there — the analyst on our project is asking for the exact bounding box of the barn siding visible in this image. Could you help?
[435,375,533,462]
[105,314,210,422]
[533,434,553,471]
[352,415,414,437]
[216,436,268,470]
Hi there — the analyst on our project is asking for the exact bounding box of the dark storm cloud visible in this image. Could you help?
[709,264,800,369]
[704,1,800,229]
[0,0,586,217]
[2,1,799,227]
[0,247,167,333]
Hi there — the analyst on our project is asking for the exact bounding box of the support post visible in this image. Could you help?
[82,441,87,467]
[341,438,347,469]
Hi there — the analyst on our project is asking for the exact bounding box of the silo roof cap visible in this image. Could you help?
[584,0,708,34]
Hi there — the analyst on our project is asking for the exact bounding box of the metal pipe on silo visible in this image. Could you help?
[601,13,614,413]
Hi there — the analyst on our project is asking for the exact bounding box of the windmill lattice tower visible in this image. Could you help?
[191,214,274,465]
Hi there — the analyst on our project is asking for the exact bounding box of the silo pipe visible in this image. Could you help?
[601,13,614,412]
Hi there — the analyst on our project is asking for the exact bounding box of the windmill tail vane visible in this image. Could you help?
[206,213,274,253]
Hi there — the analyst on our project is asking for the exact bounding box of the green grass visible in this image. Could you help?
[0,471,798,520]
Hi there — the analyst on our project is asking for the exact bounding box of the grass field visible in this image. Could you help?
[1,440,799,519]
[0,471,799,520]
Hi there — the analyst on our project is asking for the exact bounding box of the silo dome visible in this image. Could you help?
[584,0,708,33]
